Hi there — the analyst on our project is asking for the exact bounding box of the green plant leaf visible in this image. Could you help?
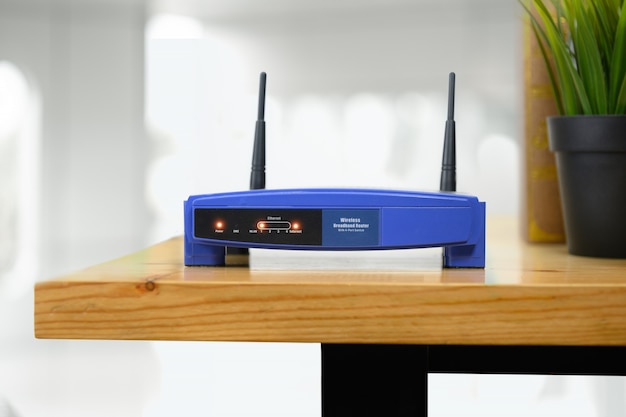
[530,19,565,114]
[570,0,609,113]
[609,0,626,113]
[535,0,590,114]
[589,0,616,71]
[530,0,573,113]
[616,76,626,113]
[519,0,565,113]
[521,0,626,115]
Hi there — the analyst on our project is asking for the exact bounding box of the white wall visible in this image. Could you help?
[0,1,150,278]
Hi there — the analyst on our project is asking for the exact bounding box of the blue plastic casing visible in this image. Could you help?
[184,188,485,268]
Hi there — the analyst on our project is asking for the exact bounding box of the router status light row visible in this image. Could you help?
[213,220,303,233]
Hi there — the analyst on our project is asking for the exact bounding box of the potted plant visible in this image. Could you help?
[522,0,626,258]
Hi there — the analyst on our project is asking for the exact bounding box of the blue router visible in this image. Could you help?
[184,73,485,268]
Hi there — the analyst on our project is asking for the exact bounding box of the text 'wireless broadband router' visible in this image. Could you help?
[184,72,486,268]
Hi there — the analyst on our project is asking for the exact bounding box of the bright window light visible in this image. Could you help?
[0,60,40,297]
[0,61,29,138]
[146,14,205,39]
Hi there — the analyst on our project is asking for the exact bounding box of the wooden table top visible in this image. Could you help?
[34,217,626,346]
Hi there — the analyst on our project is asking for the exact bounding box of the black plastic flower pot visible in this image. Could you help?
[548,115,626,258]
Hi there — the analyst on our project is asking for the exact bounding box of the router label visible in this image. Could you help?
[322,209,379,247]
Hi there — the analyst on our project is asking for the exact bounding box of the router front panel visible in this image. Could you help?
[184,188,486,268]
[192,207,474,249]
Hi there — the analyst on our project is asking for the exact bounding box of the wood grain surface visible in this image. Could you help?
[34,217,626,345]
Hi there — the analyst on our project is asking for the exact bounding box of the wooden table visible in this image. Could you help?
[35,217,626,416]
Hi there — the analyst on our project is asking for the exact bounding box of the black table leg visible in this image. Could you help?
[321,344,626,417]
[321,344,428,417]
[427,345,626,375]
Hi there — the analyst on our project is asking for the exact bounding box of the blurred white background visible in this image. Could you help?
[0,0,624,416]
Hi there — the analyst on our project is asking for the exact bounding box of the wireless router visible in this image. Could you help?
[184,72,485,268]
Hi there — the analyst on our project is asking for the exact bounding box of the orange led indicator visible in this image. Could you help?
[215,221,224,230]
[292,222,300,230]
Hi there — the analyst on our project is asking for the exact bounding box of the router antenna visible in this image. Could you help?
[439,72,456,192]
[227,72,267,264]
[250,72,267,190]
